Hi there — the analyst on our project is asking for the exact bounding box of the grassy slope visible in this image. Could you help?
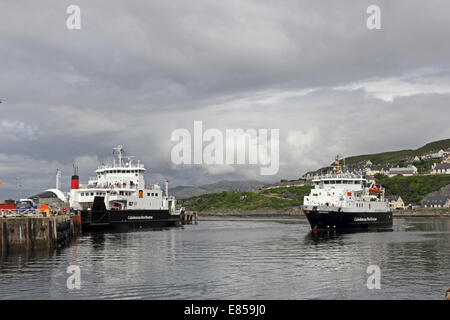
[376,174,450,205]
[181,175,450,211]
[340,138,450,168]
[180,186,313,212]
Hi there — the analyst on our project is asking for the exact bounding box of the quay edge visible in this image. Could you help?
[0,215,82,255]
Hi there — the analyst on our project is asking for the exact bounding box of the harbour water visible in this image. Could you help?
[0,217,449,300]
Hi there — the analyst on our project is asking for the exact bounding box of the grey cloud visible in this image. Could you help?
[1,0,450,198]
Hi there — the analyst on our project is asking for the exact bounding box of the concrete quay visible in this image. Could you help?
[0,215,82,255]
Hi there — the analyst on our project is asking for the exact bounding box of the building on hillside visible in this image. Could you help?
[364,167,381,177]
[422,149,445,160]
[388,165,418,177]
[302,171,321,181]
[431,163,450,175]
[385,195,405,210]
[421,196,450,208]
[261,180,307,190]
[364,160,373,167]
[442,155,450,164]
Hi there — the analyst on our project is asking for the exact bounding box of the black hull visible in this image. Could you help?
[81,209,182,231]
[80,196,182,231]
[302,207,392,231]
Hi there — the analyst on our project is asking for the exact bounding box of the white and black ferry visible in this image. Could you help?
[69,145,184,231]
[302,156,392,231]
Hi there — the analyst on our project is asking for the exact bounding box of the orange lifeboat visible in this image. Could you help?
[369,184,383,195]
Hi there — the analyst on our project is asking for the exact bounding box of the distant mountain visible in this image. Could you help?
[171,180,267,199]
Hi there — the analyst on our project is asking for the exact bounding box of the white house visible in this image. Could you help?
[385,195,405,210]
[388,165,418,177]
[422,196,450,208]
[431,163,450,174]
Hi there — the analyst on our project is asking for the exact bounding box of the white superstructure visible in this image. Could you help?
[69,145,177,213]
[303,157,390,213]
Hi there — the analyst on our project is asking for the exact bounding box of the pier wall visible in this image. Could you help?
[0,215,81,255]
[182,211,198,224]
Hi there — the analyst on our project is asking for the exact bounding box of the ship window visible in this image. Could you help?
[81,193,84,196]
[354,181,360,184]
[147,193,150,196]
[336,180,342,184]
[324,180,329,184]
[129,202,133,206]
[329,180,335,184]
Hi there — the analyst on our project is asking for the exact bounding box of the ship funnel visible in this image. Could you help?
[71,164,79,190]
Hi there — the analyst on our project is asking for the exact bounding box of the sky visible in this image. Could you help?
[1,0,450,199]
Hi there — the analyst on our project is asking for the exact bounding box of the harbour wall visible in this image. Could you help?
[0,215,82,255]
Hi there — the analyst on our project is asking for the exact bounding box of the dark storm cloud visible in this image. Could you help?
[1,0,450,198]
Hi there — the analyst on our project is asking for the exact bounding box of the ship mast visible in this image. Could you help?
[334,155,343,175]
[112,145,124,167]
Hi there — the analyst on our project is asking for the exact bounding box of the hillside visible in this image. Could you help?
[180,186,313,212]
[318,138,450,171]
[171,180,266,199]
[376,174,450,205]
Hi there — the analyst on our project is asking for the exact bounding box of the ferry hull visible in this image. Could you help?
[80,197,181,231]
[302,206,392,231]
[81,209,182,231]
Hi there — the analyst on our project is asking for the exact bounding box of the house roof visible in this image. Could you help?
[434,163,450,170]
[389,167,415,173]
[421,196,450,205]
[386,195,401,201]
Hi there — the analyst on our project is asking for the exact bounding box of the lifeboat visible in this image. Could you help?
[369,184,383,195]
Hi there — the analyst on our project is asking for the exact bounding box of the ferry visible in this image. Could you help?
[69,145,184,231]
[302,156,392,231]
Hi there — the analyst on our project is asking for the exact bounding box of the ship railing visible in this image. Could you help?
[97,163,146,170]
[312,173,365,180]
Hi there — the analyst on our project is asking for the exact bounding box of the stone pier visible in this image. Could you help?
[0,215,82,255]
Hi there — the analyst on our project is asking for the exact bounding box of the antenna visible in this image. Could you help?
[112,145,124,167]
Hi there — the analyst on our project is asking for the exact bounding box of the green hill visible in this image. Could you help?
[329,138,450,169]
[180,186,313,212]
[376,174,450,205]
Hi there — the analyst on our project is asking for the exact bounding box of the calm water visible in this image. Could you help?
[0,217,449,300]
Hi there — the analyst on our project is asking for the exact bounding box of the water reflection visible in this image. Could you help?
[0,217,449,300]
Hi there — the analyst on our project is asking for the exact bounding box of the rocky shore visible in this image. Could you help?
[393,209,450,217]
[197,207,303,218]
